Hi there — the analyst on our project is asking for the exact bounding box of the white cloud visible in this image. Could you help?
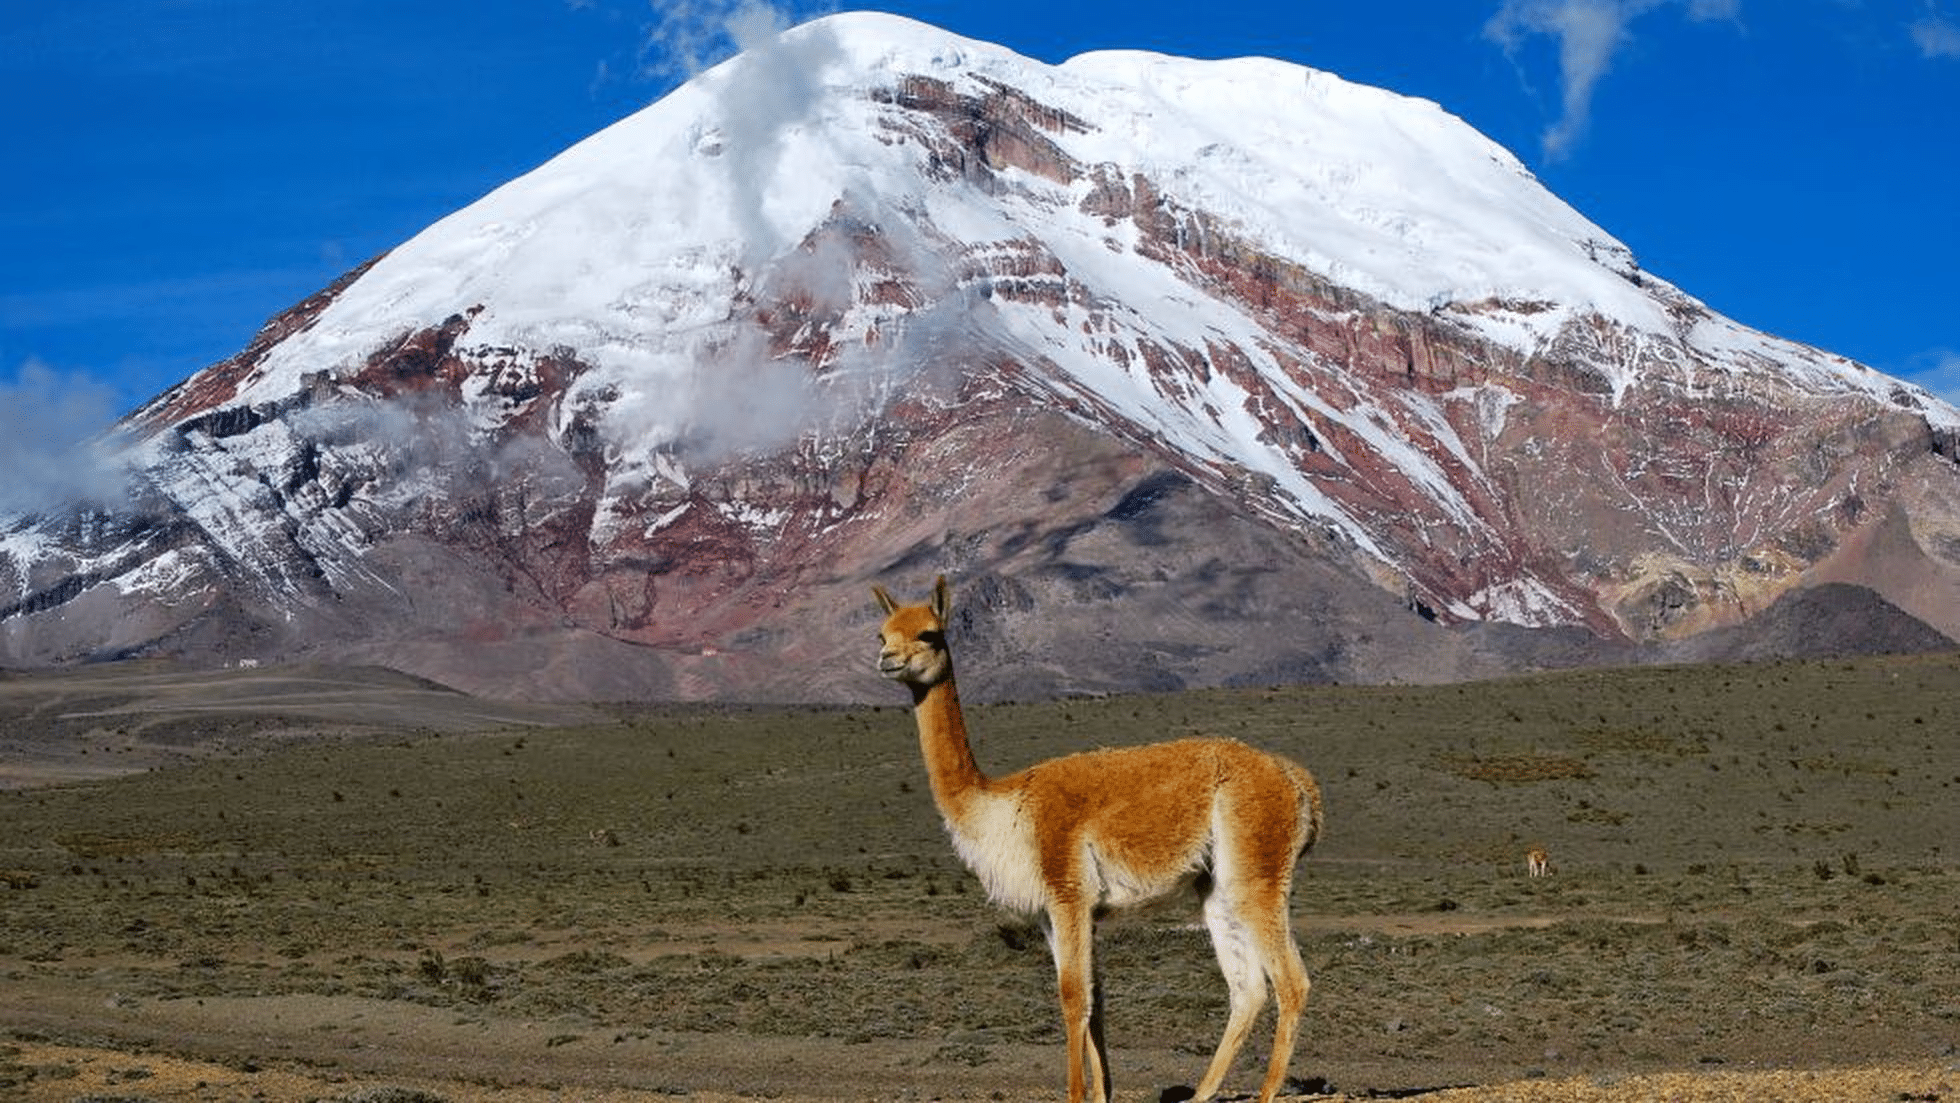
[1485,0,1741,160]
[637,0,736,86]
[0,360,137,516]
[1687,0,1742,21]
[709,5,844,266]
[1485,1,1641,160]
[1911,13,1960,58]
[634,0,831,89]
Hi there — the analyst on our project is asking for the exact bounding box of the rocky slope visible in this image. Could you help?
[3,13,1956,700]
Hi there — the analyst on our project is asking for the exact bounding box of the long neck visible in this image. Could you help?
[910,669,987,816]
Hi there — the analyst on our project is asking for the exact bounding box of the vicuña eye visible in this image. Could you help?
[918,630,945,647]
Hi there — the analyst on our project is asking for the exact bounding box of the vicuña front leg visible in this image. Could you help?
[1046,898,1111,1103]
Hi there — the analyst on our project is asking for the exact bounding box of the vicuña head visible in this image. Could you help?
[872,574,1324,1103]
[873,574,953,692]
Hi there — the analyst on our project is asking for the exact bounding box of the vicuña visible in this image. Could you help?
[1526,847,1551,877]
[873,575,1324,1103]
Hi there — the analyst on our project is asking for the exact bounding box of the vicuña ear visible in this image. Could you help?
[930,574,951,620]
[872,585,898,615]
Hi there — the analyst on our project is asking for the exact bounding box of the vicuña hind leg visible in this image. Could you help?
[1255,913,1310,1103]
[1194,887,1310,1103]
[1193,889,1266,1102]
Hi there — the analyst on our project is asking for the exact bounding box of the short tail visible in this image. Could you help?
[1285,758,1324,855]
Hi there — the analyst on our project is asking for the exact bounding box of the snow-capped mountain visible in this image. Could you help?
[5,12,1957,700]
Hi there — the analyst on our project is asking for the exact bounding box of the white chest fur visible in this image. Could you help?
[945,791,1048,915]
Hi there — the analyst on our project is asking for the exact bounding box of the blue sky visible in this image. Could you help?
[3,0,1957,434]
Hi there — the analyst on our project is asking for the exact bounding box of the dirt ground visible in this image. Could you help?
[2,657,1957,1101]
[1,1037,1950,1102]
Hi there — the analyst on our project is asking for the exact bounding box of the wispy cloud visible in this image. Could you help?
[1485,1,1643,161]
[1911,11,1960,58]
[1485,0,1740,161]
[629,0,831,89]
[711,6,844,266]
[1687,0,1742,21]
[637,0,745,86]
[0,360,136,516]
[563,0,827,103]
[579,3,920,466]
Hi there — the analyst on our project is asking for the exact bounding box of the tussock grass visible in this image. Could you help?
[1,652,1956,1089]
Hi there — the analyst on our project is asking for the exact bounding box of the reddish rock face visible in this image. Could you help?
[3,59,1956,701]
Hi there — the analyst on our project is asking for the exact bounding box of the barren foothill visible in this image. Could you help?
[2,655,1957,1101]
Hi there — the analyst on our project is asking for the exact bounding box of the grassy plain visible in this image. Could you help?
[1,654,1956,1101]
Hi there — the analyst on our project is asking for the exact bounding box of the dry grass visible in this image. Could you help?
[1,653,1956,1100]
